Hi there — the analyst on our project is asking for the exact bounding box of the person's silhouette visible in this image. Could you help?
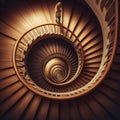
[55,2,62,24]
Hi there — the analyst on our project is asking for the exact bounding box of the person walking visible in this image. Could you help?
[55,2,62,24]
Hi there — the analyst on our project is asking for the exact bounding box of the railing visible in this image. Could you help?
[13,24,84,99]
[84,0,118,91]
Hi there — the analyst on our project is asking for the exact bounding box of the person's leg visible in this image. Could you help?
[58,16,60,23]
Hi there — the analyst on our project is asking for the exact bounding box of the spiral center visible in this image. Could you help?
[44,57,70,84]
[25,35,83,88]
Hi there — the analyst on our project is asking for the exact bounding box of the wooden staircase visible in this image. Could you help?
[0,0,119,119]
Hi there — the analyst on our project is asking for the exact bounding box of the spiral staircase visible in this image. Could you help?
[0,0,119,120]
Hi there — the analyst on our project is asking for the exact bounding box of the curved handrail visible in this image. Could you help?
[13,24,84,99]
